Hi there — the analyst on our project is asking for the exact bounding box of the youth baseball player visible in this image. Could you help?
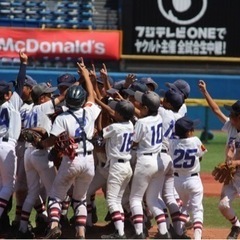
[12,52,49,235]
[199,79,240,239]
[164,80,194,231]
[165,79,190,117]
[129,91,166,239]
[86,64,113,227]
[0,77,23,226]
[169,116,207,240]
[17,82,67,238]
[100,99,135,239]
[39,62,101,239]
[158,88,188,238]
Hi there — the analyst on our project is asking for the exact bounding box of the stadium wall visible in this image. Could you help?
[0,68,238,130]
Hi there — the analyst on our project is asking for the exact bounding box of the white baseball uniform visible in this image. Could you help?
[103,120,134,236]
[86,146,109,227]
[14,102,34,219]
[48,102,101,229]
[158,106,184,235]
[218,119,240,228]
[19,100,57,232]
[129,114,164,236]
[178,103,187,117]
[15,102,47,223]
[169,136,207,240]
[0,92,22,217]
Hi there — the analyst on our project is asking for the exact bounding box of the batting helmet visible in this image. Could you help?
[66,85,87,110]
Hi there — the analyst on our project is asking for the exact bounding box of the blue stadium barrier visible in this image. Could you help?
[0,68,238,130]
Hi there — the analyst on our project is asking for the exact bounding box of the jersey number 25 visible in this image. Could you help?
[173,149,197,168]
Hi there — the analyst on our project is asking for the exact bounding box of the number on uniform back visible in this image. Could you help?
[173,148,197,168]
[120,132,133,152]
[150,123,163,146]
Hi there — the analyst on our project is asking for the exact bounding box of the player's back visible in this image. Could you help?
[134,114,163,155]
[104,121,134,161]
[169,136,206,176]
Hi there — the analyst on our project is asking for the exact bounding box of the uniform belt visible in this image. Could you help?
[76,151,92,156]
[0,137,8,142]
[143,153,152,156]
[3,137,8,142]
[161,149,167,153]
[118,159,125,163]
[174,172,198,177]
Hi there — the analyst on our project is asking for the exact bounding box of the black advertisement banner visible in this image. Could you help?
[122,0,240,59]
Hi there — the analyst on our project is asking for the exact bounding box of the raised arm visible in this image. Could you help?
[15,50,28,97]
[198,79,228,123]
[77,59,95,103]
[100,63,111,91]
[89,63,102,100]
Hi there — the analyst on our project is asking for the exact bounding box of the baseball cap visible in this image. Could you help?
[106,88,119,96]
[134,90,161,111]
[139,77,158,90]
[0,81,13,96]
[97,76,114,86]
[108,99,135,120]
[224,100,240,114]
[123,81,148,96]
[165,79,190,99]
[175,116,200,136]
[31,83,57,102]
[113,80,125,90]
[163,88,184,110]
[24,75,37,87]
[57,73,77,87]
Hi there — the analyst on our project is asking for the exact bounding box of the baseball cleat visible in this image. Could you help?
[45,226,62,239]
[227,226,240,239]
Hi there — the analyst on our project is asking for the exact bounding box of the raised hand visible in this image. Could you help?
[100,63,108,80]
[124,73,136,88]
[19,50,28,64]
[198,79,207,94]
[89,64,97,82]
[77,58,89,78]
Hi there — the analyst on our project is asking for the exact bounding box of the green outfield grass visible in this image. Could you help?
[195,130,226,173]
[8,131,235,229]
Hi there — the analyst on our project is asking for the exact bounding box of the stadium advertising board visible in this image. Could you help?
[0,28,121,60]
[122,0,240,61]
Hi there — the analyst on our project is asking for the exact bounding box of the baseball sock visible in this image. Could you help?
[230,216,240,227]
[155,214,168,235]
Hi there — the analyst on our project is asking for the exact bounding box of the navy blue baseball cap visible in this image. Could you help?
[24,75,37,87]
[165,79,190,99]
[57,73,77,87]
[108,99,134,120]
[113,80,125,90]
[175,116,200,136]
[97,76,114,86]
[139,77,158,90]
[161,88,184,110]
[224,100,240,114]
[135,90,160,111]
[123,81,148,96]
[32,83,57,102]
[0,81,13,96]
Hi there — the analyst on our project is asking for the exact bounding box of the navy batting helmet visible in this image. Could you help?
[66,85,87,109]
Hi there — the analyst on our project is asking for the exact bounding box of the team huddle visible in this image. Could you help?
[0,51,240,240]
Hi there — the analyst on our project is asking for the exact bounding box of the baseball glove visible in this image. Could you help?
[212,162,237,185]
[54,131,78,160]
[20,128,46,148]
